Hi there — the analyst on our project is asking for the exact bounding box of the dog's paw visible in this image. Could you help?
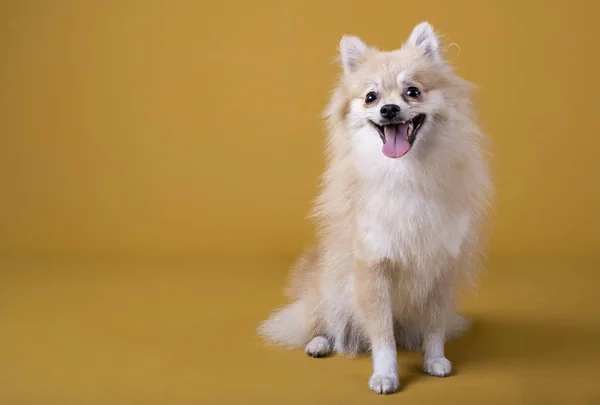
[369,373,400,395]
[305,336,332,358]
[424,357,452,377]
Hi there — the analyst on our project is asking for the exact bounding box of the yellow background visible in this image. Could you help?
[2,0,600,259]
[1,1,599,404]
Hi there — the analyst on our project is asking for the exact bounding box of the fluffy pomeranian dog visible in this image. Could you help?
[258,22,492,394]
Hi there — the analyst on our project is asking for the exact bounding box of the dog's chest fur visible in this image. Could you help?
[354,155,471,269]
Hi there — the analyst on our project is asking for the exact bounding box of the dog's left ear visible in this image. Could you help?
[408,22,442,62]
[339,35,367,75]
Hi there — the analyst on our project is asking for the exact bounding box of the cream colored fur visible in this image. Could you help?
[258,22,493,395]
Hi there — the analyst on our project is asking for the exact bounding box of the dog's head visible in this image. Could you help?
[332,22,469,160]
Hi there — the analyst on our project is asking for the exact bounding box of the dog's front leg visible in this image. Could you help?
[422,272,455,377]
[355,258,399,394]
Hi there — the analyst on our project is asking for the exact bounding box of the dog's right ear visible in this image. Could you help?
[339,35,367,75]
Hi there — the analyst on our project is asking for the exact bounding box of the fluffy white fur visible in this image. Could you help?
[258,22,493,395]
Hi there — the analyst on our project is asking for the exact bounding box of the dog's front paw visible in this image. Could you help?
[424,357,452,377]
[369,373,400,395]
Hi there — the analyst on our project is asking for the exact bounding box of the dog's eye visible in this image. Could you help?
[405,87,421,99]
[365,92,378,104]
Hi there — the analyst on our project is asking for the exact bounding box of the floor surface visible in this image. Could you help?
[0,255,598,404]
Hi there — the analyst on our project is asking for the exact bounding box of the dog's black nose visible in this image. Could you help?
[380,104,400,120]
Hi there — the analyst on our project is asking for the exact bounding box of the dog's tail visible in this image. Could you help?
[257,247,321,349]
[257,300,314,349]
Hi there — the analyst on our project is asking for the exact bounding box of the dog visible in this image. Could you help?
[258,22,493,394]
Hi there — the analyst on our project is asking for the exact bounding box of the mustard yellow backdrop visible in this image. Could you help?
[2,0,599,259]
[1,1,600,404]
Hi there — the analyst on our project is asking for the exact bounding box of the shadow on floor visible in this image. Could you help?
[445,314,600,369]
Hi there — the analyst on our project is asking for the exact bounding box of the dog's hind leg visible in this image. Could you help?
[305,335,333,358]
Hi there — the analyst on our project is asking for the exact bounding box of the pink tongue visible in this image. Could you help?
[382,123,411,158]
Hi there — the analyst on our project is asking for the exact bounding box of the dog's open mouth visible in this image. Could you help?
[370,114,426,158]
